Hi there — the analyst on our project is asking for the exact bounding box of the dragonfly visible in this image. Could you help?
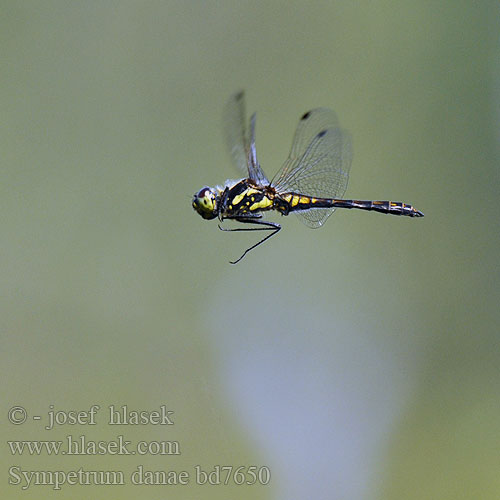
[192,91,424,264]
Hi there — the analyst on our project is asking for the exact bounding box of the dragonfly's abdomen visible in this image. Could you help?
[281,193,424,217]
[330,200,424,217]
[278,193,333,214]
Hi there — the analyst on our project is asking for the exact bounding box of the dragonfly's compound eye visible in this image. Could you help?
[192,187,218,220]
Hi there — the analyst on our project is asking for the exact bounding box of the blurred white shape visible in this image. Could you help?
[209,274,417,500]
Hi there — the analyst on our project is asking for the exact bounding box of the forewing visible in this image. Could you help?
[223,90,248,176]
[247,112,269,185]
[272,110,352,228]
[282,108,339,165]
[222,91,268,184]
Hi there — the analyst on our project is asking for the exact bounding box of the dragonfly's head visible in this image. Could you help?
[192,186,219,220]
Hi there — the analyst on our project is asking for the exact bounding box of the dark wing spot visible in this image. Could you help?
[301,111,311,120]
[235,90,244,101]
[317,129,328,138]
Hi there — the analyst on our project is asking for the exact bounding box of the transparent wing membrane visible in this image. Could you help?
[222,90,248,175]
[272,109,352,228]
[287,108,339,160]
[247,113,269,185]
[223,90,268,184]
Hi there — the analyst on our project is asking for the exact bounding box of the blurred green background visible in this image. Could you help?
[1,1,499,499]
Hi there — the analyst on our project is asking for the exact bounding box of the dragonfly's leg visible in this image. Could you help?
[218,216,281,264]
[218,213,262,232]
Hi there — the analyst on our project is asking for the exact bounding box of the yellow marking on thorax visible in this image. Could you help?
[231,188,260,207]
[281,194,293,203]
[291,194,300,207]
[249,195,273,212]
[231,192,246,206]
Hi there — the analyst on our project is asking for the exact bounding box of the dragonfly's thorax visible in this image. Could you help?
[221,178,276,218]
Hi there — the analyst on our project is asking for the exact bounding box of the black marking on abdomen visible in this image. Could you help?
[283,194,424,218]
[331,200,424,217]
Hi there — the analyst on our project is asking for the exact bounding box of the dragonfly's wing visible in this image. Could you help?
[272,108,352,228]
[223,90,269,185]
[247,112,269,185]
[223,90,248,176]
